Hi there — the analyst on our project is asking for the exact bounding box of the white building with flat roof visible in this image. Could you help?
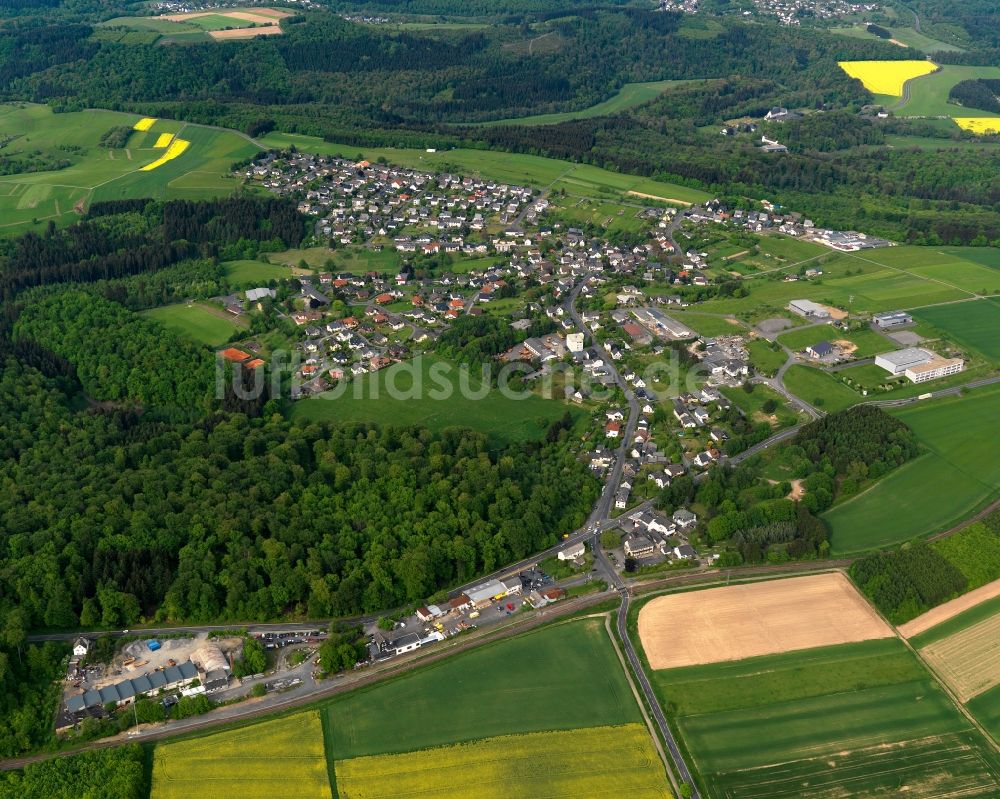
[788,299,830,319]
[905,357,963,384]
[875,348,933,375]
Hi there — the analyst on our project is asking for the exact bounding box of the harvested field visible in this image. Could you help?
[333,725,669,799]
[638,572,892,669]
[898,577,1000,639]
[920,612,1000,702]
[210,25,282,38]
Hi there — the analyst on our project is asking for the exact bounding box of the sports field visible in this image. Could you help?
[257,131,710,205]
[323,618,640,760]
[0,104,259,232]
[646,630,1000,799]
[824,386,1000,553]
[142,303,241,347]
[637,573,891,669]
[838,60,938,97]
[914,297,1000,361]
[151,712,331,799]
[472,80,698,126]
[333,725,669,799]
[288,354,583,446]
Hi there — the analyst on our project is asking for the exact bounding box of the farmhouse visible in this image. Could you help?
[391,632,422,656]
[72,637,91,658]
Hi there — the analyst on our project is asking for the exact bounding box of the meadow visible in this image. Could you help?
[831,24,964,52]
[649,633,1000,799]
[720,383,800,428]
[894,64,1000,118]
[0,104,259,232]
[257,131,710,205]
[666,311,745,338]
[914,297,1000,361]
[471,79,697,126]
[333,725,669,799]
[968,685,1000,744]
[700,245,989,317]
[777,325,894,357]
[142,303,241,347]
[288,354,582,446]
[781,365,860,412]
[222,259,295,286]
[745,339,787,377]
[823,386,1000,553]
[151,712,331,799]
[322,618,641,760]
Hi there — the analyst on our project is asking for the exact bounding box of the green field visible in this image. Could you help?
[824,386,1000,553]
[665,311,745,338]
[258,131,710,205]
[142,303,241,347]
[896,65,1000,118]
[914,297,1000,361]
[778,325,894,357]
[968,684,1000,744]
[720,383,800,428]
[699,246,986,317]
[223,259,295,286]
[782,364,860,412]
[830,24,965,52]
[288,354,582,445]
[0,104,259,233]
[471,80,698,126]
[746,339,788,377]
[152,712,331,799]
[650,637,1000,799]
[322,618,640,760]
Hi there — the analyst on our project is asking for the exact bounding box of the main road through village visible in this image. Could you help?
[12,269,999,788]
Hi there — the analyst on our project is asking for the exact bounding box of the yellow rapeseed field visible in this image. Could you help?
[334,724,671,799]
[153,133,175,148]
[838,60,937,96]
[151,711,331,799]
[141,138,190,171]
[954,118,1000,135]
[133,117,157,131]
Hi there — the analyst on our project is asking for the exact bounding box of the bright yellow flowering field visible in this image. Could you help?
[152,712,331,799]
[954,118,1000,135]
[141,138,190,171]
[153,133,175,148]
[133,117,157,131]
[334,724,671,799]
[838,60,937,96]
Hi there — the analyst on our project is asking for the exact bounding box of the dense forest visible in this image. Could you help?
[0,356,598,628]
[949,79,1000,115]
[850,542,967,624]
[0,744,145,797]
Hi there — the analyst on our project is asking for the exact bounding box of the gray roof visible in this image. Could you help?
[66,695,86,714]
[163,665,182,684]
[83,690,101,708]
[148,670,168,690]
[131,675,152,694]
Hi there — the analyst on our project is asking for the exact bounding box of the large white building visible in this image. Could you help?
[875,348,934,375]
[788,299,831,319]
[905,357,964,384]
[875,348,964,383]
